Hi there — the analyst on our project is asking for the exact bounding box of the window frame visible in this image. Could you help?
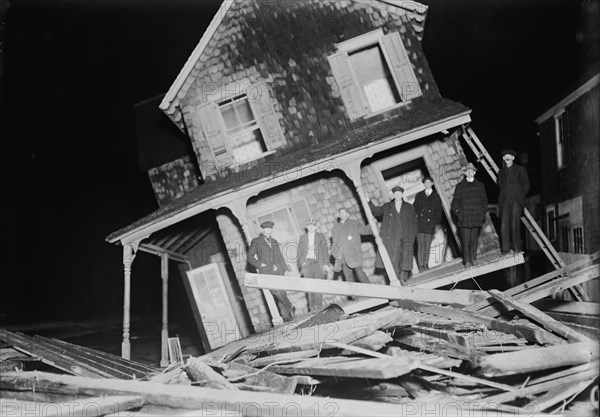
[329,29,422,120]
[554,110,566,170]
[545,205,556,242]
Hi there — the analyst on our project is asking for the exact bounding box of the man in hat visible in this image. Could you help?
[331,207,372,285]
[451,162,488,267]
[413,176,443,271]
[297,218,329,312]
[248,220,295,321]
[366,186,418,284]
[498,149,530,254]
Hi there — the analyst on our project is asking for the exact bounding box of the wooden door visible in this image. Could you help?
[185,264,241,349]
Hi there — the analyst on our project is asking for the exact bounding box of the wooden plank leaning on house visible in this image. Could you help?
[0,396,143,417]
[487,290,593,343]
[466,252,599,316]
[245,273,487,306]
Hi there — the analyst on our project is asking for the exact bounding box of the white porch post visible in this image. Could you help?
[160,252,169,367]
[121,240,140,359]
[339,160,401,286]
[226,200,283,327]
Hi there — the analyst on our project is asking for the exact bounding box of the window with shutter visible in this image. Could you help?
[328,29,422,120]
[196,80,286,167]
[554,111,567,169]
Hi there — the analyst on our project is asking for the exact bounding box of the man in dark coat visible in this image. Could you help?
[297,218,329,312]
[451,163,488,267]
[248,220,295,321]
[367,186,418,284]
[413,176,443,271]
[331,208,372,284]
[498,149,530,254]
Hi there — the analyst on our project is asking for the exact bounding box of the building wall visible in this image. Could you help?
[539,85,599,253]
[147,155,200,206]
[179,0,439,181]
[216,134,501,330]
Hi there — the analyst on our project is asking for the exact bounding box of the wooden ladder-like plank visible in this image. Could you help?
[461,126,589,301]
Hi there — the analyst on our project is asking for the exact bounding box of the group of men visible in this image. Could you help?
[247,149,529,320]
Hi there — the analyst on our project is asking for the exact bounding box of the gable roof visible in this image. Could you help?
[159,0,429,129]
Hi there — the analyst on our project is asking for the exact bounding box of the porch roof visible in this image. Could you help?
[107,98,470,245]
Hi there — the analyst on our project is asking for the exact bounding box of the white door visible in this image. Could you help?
[186,264,241,349]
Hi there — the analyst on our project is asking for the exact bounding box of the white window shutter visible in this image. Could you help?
[381,32,422,101]
[196,101,233,166]
[327,52,368,120]
[251,83,286,151]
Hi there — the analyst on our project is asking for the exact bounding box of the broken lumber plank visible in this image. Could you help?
[470,263,599,317]
[225,362,297,395]
[0,371,412,416]
[0,396,143,417]
[245,273,487,305]
[184,357,238,390]
[266,356,419,379]
[296,304,344,329]
[532,299,600,316]
[385,346,462,369]
[396,332,476,361]
[342,298,389,314]
[392,299,557,344]
[523,380,592,413]
[480,367,598,405]
[349,331,392,351]
[477,342,598,377]
[487,289,593,343]
[246,350,319,367]
[330,342,515,392]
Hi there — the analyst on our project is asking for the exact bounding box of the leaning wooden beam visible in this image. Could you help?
[477,342,598,377]
[487,290,593,343]
[245,273,487,306]
[474,264,600,317]
[0,396,143,417]
[523,380,592,413]
[466,253,599,314]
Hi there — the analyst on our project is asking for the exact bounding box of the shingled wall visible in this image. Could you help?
[147,155,200,206]
[179,0,439,181]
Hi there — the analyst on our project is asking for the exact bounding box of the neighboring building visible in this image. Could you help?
[534,69,599,300]
[107,0,522,359]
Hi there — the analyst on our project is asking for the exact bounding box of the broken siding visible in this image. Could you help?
[177,0,439,180]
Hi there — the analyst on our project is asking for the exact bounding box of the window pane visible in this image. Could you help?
[235,99,255,124]
[221,103,239,130]
[350,45,400,112]
[231,128,266,163]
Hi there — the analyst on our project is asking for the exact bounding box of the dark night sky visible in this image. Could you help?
[1,0,598,326]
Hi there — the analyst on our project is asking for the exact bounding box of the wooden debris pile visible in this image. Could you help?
[0,255,598,416]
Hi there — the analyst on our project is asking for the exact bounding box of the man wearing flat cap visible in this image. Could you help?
[248,220,295,321]
[366,185,418,284]
[451,162,488,267]
[297,219,329,312]
[413,176,443,271]
[331,207,372,285]
[498,149,529,254]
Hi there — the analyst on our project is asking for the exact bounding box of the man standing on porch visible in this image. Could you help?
[331,208,372,285]
[297,218,329,312]
[248,221,295,322]
[498,149,530,255]
[367,186,418,285]
[451,163,488,268]
[414,176,443,271]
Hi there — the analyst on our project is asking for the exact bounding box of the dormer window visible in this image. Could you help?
[328,29,422,120]
[195,81,285,167]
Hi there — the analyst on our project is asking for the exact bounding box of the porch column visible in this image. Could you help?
[225,199,284,327]
[121,240,140,359]
[160,252,169,367]
[339,160,401,286]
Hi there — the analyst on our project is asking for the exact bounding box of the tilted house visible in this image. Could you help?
[107,0,524,360]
